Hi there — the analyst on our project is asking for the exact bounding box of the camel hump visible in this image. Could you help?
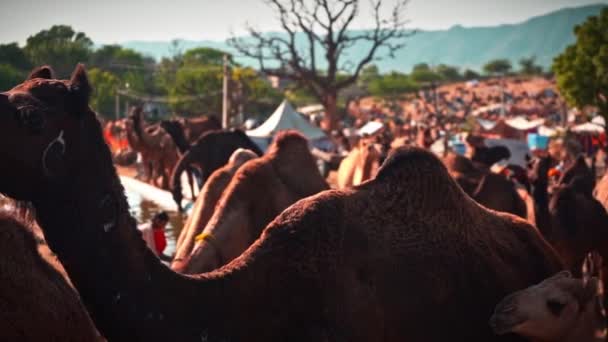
[377,147,450,182]
[228,148,258,166]
[272,130,309,149]
[374,147,470,212]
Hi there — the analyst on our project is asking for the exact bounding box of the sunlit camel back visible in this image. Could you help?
[0,210,99,341]
[490,252,606,342]
[182,130,329,273]
[0,65,562,341]
[171,148,257,272]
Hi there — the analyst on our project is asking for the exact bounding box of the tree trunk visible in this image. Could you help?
[321,91,339,132]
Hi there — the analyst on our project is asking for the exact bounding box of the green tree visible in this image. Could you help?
[483,59,512,76]
[463,69,481,80]
[553,8,608,134]
[90,45,146,72]
[88,68,121,119]
[24,25,93,77]
[0,43,31,71]
[410,67,441,84]
[0,64,25,90]
[435,64,462,82]
[182,47,226,67]
[358,64,380,88]
[368,72,418,98]
[519,56,543,75]
[169,65,223,115]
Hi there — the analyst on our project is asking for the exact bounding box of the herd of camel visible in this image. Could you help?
[1,64,608,341]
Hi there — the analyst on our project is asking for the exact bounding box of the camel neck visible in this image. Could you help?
[169,129,191,154]
[31,115,226,341]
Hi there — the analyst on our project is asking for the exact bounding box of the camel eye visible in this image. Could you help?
[547,300,566,316]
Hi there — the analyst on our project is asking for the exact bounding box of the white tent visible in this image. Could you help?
[504,116,545,131]
[247,100,329,151]
[572,122,604,134]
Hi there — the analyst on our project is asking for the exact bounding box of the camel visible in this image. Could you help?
[128,107,178,189]
[0,64,564,341]
[159,119,203,201]
[170,129,263,211]
[594,172,608,210]
[171,148,257,273]
[528,155,608,274]
[443,152,527,218]
[490,253,606,342]
[181,131,330,273]
[336,138,381,189]
[177,116,222,143]
[0,211,99,341]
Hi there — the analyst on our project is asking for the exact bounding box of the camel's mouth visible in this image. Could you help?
[489,311,526,335]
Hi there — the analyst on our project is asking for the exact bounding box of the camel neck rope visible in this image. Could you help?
[194,232,225,267]
[42,130,66,178]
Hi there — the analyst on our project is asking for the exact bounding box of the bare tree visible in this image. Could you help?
[229,0,411,130]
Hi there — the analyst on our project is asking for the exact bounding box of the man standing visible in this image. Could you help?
[138,211,169,257]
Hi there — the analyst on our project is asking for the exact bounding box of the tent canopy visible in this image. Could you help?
[247,100,327,140]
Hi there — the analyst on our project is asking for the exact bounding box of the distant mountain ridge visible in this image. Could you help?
[120,4,606,73]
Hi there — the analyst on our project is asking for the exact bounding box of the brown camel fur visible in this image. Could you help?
[170,129,263,211]
[337,138,381,189]
[443,152,527,218]
[529,155,608,275]
[123,114,162,183]
[159,119,200,201]
[490,253,606,342]
[129,107,178,189]
[0,65,563,341]
[182,130,330,273]
[0,211,99,341]
[595,172,608,210]
[171,148,257,273]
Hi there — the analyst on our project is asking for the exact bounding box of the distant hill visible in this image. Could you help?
[121,3,606,73]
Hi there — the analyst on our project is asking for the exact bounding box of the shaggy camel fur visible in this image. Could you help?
[170,129,263,211]
[171,148,257,273]
[0,65,562,341]
[490,253,606,342]
[129,107,178,189]
[443,152,527,218]
[528,155,608,274]
[0,212,99,341]
[337,138,381,189]
[182,130,329,273]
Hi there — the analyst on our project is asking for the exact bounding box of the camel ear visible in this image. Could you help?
[27,66,55,80]
[67,64,92,112]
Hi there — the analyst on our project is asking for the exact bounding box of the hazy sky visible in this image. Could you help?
[1,0,606,44]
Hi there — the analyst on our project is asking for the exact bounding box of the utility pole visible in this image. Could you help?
[222,54,231,129]
[115,90,120,120]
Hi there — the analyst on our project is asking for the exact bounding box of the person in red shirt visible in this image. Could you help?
[138,211,169,257]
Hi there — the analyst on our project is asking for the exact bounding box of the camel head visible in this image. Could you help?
[490,267,606,341]
[0,64,94,200]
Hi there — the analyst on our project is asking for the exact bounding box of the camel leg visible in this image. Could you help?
[187,169,196,200]
[160,160,170,190]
